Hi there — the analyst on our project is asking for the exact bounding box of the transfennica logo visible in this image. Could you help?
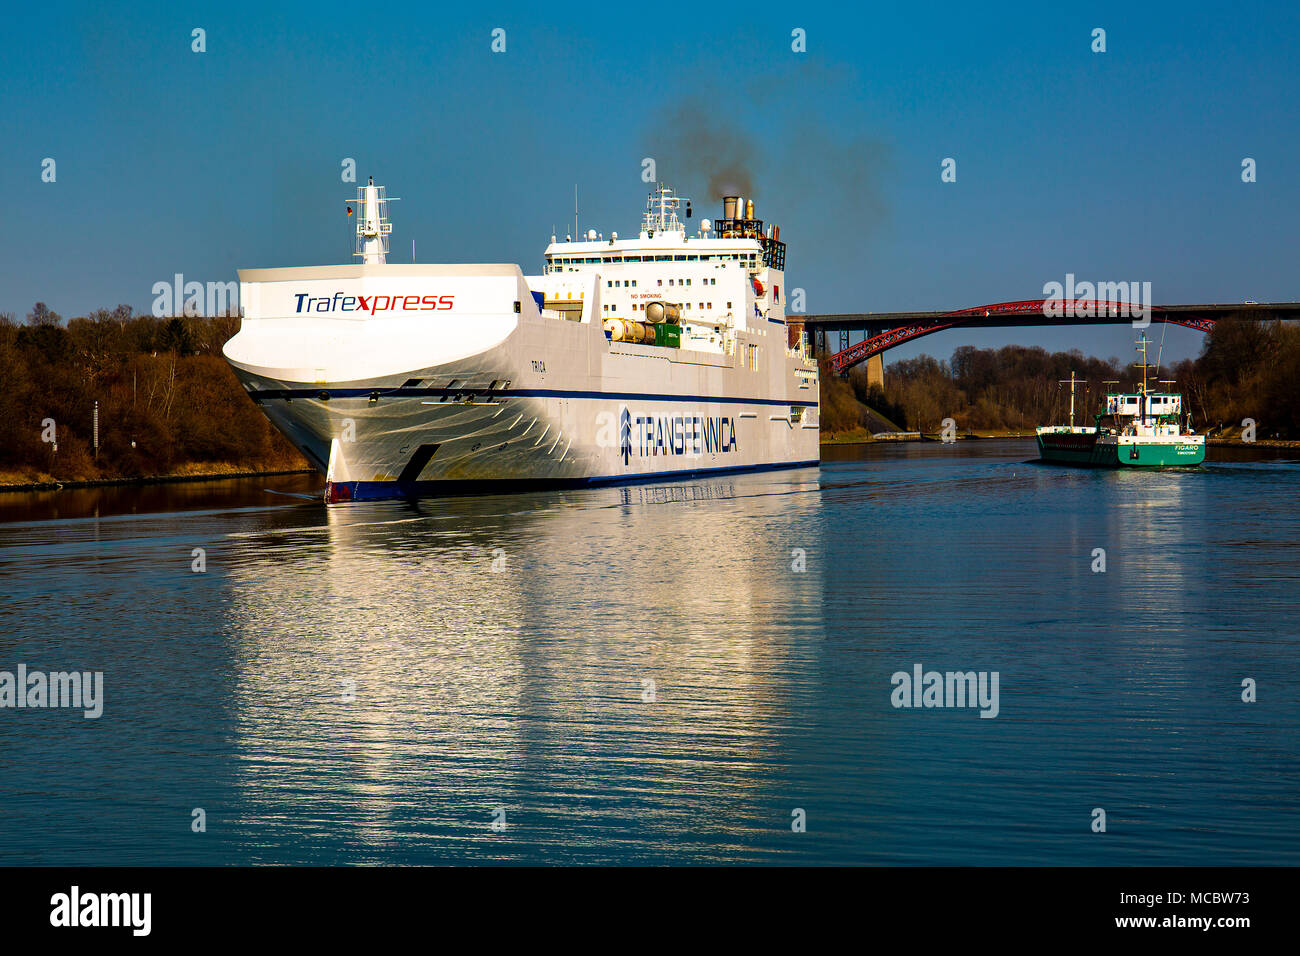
[604,406,740,463]
[628,410,739,459]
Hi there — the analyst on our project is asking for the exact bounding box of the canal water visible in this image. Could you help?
[1,440,1297,864]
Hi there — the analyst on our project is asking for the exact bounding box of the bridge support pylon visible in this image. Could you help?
[865,353,884,389]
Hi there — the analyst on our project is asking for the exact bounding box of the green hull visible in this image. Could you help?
[1037,435,1205,468]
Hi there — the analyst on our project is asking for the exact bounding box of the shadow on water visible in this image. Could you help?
[0,473,325,524]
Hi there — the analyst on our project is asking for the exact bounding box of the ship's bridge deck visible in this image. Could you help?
[543,235,764,273]
[1106,392,1183,415]
[541,232,787,340]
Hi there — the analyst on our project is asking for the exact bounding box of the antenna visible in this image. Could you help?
[574,184,578,244]
[1154,316,1169,378]
[641,183,690,235]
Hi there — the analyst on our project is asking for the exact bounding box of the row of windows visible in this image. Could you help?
[605,278,717,289]
[549,252,758,265]
[603,302,729,312]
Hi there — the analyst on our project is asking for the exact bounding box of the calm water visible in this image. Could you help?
[1,440,1298,865]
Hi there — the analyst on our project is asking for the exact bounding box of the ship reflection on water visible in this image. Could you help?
[217,471,828,863]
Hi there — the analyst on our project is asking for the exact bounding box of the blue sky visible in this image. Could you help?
[2,0,1296,366]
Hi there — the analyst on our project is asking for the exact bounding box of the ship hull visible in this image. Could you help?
[1037,432,1205,467]
[224,267,821,501]
[245,385,820,502]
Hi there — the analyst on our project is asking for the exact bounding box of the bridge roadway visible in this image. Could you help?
[799,301,1300,378]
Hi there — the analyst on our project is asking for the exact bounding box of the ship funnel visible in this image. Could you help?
[745,198,754,219]
[723,196,740,220]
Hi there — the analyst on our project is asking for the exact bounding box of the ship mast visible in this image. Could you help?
[1059,371,1086,428]
[641,183,691,236]
[1133,332,1152,395]
[1133,332,1153,419]
[352,176,399,264]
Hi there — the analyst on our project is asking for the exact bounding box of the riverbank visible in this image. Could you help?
[821,429,1300,449]
[1205,426,1300,448]
[820,428,876,445]
[821,428,1036,446]
[6,435,1293,491]
[0,465,315,494]
[1207,437,1300,448]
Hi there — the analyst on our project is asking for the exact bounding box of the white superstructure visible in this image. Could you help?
[223,180,820,501]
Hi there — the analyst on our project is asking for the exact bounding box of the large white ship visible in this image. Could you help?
[223,179,821,502]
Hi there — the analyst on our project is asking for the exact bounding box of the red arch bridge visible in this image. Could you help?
[800,300,1300,376]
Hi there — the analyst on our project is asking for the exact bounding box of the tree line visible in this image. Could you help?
[0,304,305,483]
[4,305,1292,480]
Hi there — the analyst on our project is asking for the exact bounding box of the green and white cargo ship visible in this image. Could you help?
[1036,334,1206,468]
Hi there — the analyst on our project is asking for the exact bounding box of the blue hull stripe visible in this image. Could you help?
[326,458,821,502]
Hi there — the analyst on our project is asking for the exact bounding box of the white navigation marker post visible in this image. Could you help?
[351,176,399,265]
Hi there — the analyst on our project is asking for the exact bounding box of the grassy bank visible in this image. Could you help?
[820,427,876,445]
[0,465,315,493]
